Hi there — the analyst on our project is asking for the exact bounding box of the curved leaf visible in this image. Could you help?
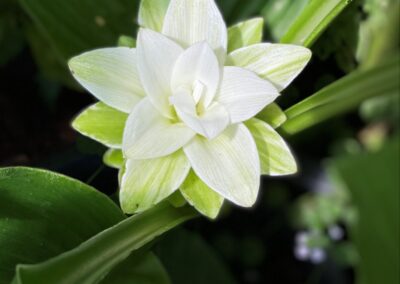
[0,167,124,284]
[13,202,197,284]
[280,0,352,47]
[281,56,400,134]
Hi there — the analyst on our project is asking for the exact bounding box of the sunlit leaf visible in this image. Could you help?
[281,56,400,134]
[280,0,352,47]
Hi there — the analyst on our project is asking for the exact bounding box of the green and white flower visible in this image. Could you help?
[69,0,311,218]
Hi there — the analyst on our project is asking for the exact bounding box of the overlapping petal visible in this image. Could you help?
[162,0,227,63]
[172,93,230,139]
[123,98,195,159]
[171,41,220,107]
[228,43,312,91]
[245,118,297,176]
[180,170,224,219]
[120,150,191,213]
[68,47,145,113]
[184,124,260,207]
[216,67,279,123]
[137,28,183,118]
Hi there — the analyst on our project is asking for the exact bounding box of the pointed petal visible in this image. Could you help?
[138,0,170,32]
[227,17,264,52]
[162,0,227,62]
[245,118,297,176]
[68,47,144,113]
[72,102,128,148]
[123,98,195,159]
[180,170,224,219]
[184,124,260,207]
[228,43,312,91]
[216,67,279,123]
[137,29,183,118]
[171,42,220,107]
[120,150,190,213]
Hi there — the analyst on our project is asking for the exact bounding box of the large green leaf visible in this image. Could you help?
[330,138,399,284]
[100,251,171,284]
[280,0,352,47]
[72,102,128,148]
[157,229,237,284]
[281,56,400,134]
[13,202,197,284]
[0,167,124,284]
[18,0,139,59]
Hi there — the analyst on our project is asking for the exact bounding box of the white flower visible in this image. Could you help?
[69,0,311,218]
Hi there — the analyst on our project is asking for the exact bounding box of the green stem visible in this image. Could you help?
[14,202,198,284]
[280,0,351,47]
[280,56,400,135]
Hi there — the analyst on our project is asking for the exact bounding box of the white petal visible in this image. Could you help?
[120,150,190,213]
[69,47,145,113]
[137,29,184,118]
[177,101,230,139]
[171,42,220,107]
[123,98,195,159]
[184,124,260,207]
[245,118,297,176]
[162,0,227,63]
[228,43,312,91]
[216,67,279,123]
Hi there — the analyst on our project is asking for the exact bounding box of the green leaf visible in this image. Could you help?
[18,0,139,59]
[227,17,263,53]
[281,56,400,134]
[157,229,237,284]
[139,0,170,32]
[262,0,309,41]
[120,150,190,214]
[180,170,224,219]
[103,149,124,169]
[13,202,197,284]
[329,137,399,284]
[0,167,124,284]
[72,102,128,148]
[101,251,170,284]
[245,118,297,176]
[280,0,352,47]
[256,103,287,129]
